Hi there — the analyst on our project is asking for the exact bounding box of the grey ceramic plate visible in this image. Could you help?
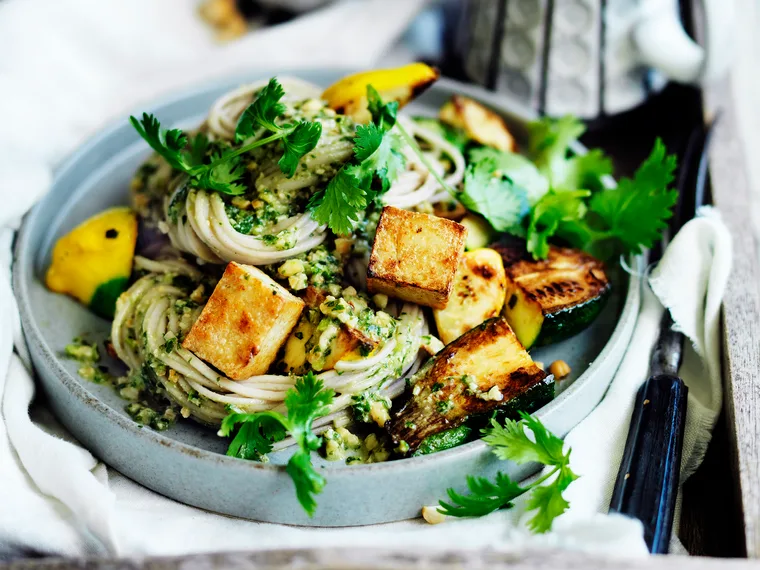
[13,70,641,527]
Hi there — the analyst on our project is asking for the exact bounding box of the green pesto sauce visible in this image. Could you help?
[65,335,179,432]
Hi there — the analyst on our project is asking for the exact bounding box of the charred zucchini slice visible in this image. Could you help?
[493,242,611,349]
[433,248,507,345]
[412,425,473,456]
[386,317,549,455]
[411,375,554,456]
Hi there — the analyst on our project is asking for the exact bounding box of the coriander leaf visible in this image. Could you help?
[440,414,577,533]
[227,423,261,460]
[130,113,192,173]
[439,472,525,517]
[353,123,383,163]
[561,149,613,192]
[527,115,612,192]
[481,414,564,466]
[235,77,287,142]
[459,158,529,233]
[281,372,335,516]
[588,138,677,254]
[367,85,398,132]
[414,116,470,152]
[525,482,571,533]
[353,124,406,192]
[194,156,247,195]
[285,370,335,444]
[309,99,406,234]
[468,146,549,205]
[220,371,334,516]
[528,115,585,181]
[287,449,327,516]
[220,411,288,459]
[279,121,322,178]
[187,132,210,167]
[309,168,369,235]
[526,189,590,259]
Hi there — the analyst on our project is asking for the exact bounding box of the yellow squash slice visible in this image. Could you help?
[322,63,440,123]
[45,207,137,318]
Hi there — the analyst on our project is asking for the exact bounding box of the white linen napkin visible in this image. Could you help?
[0,0,732,560]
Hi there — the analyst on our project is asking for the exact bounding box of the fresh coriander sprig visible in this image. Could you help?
[526,138,677,260]
[234,77,323,177]
[439,412,577,533]
[395,107,527,235]
[129,77,322,196]
[219,371,335,516]
[308,86,406,235]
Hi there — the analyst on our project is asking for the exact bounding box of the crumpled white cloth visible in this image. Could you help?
[0,0,733,560]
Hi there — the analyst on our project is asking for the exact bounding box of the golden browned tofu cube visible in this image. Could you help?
[182,262,304,379]
[367,206,467,309]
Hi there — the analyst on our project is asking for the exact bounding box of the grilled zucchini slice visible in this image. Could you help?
[386,317,549,455]
[493,242,611,349]
[411,371,554,456]
[433,248,507,345]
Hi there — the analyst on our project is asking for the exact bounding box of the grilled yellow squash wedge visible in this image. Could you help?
[322,63,439,123]
[45,207,137,319]
[433,249,507,344]
[493,242,611,349]
[386,317,549,454]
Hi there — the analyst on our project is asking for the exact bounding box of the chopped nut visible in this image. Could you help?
[278,259,305,278]
[334,237,354,256]
[422,506,447,525]
[372,293,388,309]
[189,285,206,303]
[365,433,380,452]
[484,385,503,401]
[420,334,445,355]
[549,359,571,379]
[168,369,180,383]
[301,99,324,114]
[369,400,390,428]
[181,407,191,419]
[288,273,308,291]
[231,196,251,210]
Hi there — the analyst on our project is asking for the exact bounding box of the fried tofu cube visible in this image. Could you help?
[367,206,467,309]
[182,262,304,379]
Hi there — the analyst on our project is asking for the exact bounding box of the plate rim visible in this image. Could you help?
[13,69,640,476]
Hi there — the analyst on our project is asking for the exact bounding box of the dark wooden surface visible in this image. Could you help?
[584,83,748,558]
[702,77,760,559]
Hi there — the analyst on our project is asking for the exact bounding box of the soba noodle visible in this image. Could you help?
[116,78,464,450]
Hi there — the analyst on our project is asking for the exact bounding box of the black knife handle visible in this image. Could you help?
[609,374,688,554]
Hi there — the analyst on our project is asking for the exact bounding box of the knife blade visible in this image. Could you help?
[608,117,716,554]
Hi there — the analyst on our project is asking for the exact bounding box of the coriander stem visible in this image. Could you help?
[214,131,287,165]
[396,122,455,195]
[525,464,561,490]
